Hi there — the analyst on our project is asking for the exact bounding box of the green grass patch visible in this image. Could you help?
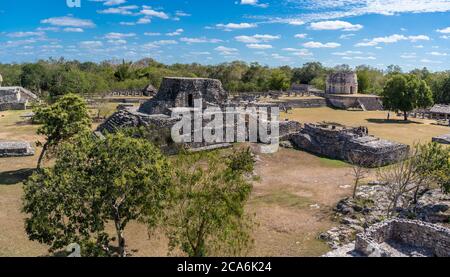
[318,157,349,168]
[251,191,312,210]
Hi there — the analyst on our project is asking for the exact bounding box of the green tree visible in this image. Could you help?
[268,69,290,91]
[357,70,370,93]
[114,60,133,81]
[33,94,91,169]
[165,149,255,257]
[382,74,433,121]
[23,132,173,257]
[20,63,48,94]
[292,62,325,84]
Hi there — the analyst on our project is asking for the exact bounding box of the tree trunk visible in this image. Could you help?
[403,111,408,121]
[113,210,126,257]
[352,180,359,199]
[37,142,49,169]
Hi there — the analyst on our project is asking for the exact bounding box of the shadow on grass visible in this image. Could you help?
[0,168,35,185]
[366,118,424,125]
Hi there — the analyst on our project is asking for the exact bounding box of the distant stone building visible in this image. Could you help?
[139,77,228,115]
[429,104,450,120]
[326,72,358,95]
[0,73,3,87]
[0,86,39,111]
[325,218,450,257]
[289,122,409,167]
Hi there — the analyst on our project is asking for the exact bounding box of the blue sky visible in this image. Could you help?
[1,0,450,70]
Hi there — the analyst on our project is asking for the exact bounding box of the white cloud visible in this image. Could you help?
[79,41,103,48]
[428,51,448,56]
[339,33,355,39]
[282,48,313,56]
[137,17,151,24]
[97,5,138,15]
[240,0,268,8]
[190,51,211,55]
[104,32,135,39]
[420,59,443,64]
[215,46,239,55]
[246,43,273,49]
[332,50,363,56]
[216,23,257,31]
[63,28,84,33]
[180,37,222,44]
[140,7,169,19]
[355,34,429,47]
[41,16,95,28]
[235,34,280,43]
[294,33,307,39]
[144,32,161,36]
[7,31,44,38]
[259,1,450,27]
[437,27,450,34]
[310,20,363,31]
[303,41,340,48]
[400,52,417,59]
[102,0,127,6]
[166,29,184,36]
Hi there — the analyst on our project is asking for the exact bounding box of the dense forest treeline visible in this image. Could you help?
[0,57,449,104]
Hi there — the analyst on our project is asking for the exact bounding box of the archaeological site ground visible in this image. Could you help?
[1,1,450,275]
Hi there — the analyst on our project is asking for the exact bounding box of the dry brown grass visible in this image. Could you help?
[282,107,450,146]
[1,107,448,257]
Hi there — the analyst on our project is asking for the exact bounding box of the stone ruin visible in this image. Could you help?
[99,77,407,166]
[288,123,409,167]
[98,77,283,152]
[432,134,450,145]
[326,72,358,95]
[0,86,39,111]
[325,218,450,257]
[139,77,228,115]
[0,141,35,157]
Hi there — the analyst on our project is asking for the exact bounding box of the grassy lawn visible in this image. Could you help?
[1,106,447,257]
[282,107,450,146]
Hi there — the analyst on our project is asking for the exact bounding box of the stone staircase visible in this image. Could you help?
[357,97,383,111]
[97,110,141,133]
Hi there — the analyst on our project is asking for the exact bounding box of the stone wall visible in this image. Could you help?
[271,98,328,109]
[290,123,409,167]
[0,141,35,157]
[139,77,228,115]
[326,72,358,95]
[0,102,26,111]
[326,94,383,111]
[355,218,450,257]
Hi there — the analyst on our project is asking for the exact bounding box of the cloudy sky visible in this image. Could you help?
[1,0,450,70]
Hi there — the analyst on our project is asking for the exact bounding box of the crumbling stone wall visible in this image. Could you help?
[355,218,450,257]
[0,102,26,111]
[139,77,228,115]
[290,123,409,167]
[326,72,358,95]
[0,141,35,157]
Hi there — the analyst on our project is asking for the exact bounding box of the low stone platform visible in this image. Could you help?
[432,134,450,144]
[325,94,384,111]
[290,123,409,167]
[325,218,450,257]
[0,141,35,157]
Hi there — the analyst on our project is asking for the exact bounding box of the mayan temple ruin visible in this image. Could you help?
[326,72,359,95]
[98,76,409,166]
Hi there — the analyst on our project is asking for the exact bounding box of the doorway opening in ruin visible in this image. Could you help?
[188,94,194,107]
[350,86,354,94]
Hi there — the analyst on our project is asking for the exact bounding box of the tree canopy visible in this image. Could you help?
[33,93,92,168]
[23,132,173,257]
[382,74,433,120]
